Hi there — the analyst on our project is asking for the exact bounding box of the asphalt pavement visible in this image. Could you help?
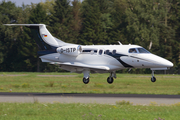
[0,92,180,105]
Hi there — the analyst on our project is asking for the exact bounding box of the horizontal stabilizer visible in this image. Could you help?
[4,24,45,26]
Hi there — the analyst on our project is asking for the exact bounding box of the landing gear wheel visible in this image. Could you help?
[83,77,89,84]
[107,77,114,84]
[151,77,156,82]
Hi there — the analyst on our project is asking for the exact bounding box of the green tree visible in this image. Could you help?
[15,3,49,72]
[157,0,175,64]
[108,0,128,44]
[29,4,48,24]
[50,0,73,43]
[167,0,180,71]
[40,0,55,23]
[70,0,82,44]
[125,0,163,50]
[0,1,22,71]
[79,0,101,45]
[80,0,112,45]
[125,0,179,72]
[40,0,55,15]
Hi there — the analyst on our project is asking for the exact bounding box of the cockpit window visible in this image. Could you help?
[137,48,150,53]
[129,48,150,53]
[129,48,137,53]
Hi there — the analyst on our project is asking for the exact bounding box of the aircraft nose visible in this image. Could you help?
[164,60,173,67]
[158,58,173,67]
[150,54,174,68]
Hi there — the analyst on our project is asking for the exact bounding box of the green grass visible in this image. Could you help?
[0,72,180,119]
[0,102,180,120]
[0,72,180,95]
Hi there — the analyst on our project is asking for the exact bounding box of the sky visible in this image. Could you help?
[5,0,47,6]
[5,0,82,7]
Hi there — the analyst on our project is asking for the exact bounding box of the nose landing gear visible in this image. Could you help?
[151,70,156,82]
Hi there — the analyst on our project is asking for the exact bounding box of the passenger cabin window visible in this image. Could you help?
[129,48,137,53]
[104,50,109,54]
[82,50,91,52]
[99,50,103,55]
[112,50,116,55]
[90,50,94,54]
[137,48,150,53]
[94,50,97,53]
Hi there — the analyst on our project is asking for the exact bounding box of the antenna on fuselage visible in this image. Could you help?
[118,41,122,45]
[128,68,132,72]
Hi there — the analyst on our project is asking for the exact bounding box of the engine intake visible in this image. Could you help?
[56,45,82,56]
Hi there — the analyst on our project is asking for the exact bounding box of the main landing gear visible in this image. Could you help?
[82,70,117,84]
[107,71,116,84]
[83,77,89,84]
[151,70,156,82]
[82,70,90,84]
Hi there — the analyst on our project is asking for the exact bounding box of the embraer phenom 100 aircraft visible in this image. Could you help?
[5,24,173,84]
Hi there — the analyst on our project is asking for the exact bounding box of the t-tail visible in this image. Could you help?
[4,24,73,56]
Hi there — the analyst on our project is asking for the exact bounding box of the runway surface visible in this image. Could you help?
[0,92,180,105]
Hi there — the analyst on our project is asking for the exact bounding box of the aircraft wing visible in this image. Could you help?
[50,62,119,73]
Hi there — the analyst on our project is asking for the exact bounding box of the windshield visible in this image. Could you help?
[137,48,150,53]
[129,48,150,53]
[129,48,138,53]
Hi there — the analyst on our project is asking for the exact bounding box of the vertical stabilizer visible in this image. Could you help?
[39,24,58,47]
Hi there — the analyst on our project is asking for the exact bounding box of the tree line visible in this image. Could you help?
[0,0,179,73]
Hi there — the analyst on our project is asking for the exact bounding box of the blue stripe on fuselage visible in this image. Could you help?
[106,53,133,68]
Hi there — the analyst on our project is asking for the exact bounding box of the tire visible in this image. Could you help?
[83,77,89,84]
[151,77,156,82]
[107,77,114,84]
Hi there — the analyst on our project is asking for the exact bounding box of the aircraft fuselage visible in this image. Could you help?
[40,44,173,73]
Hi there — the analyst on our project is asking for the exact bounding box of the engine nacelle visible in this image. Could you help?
[56,45,82,56]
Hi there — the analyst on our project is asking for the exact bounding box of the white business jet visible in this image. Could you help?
[4,24,173,84]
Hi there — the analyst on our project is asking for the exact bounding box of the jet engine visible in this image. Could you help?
[56,45,82,56]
